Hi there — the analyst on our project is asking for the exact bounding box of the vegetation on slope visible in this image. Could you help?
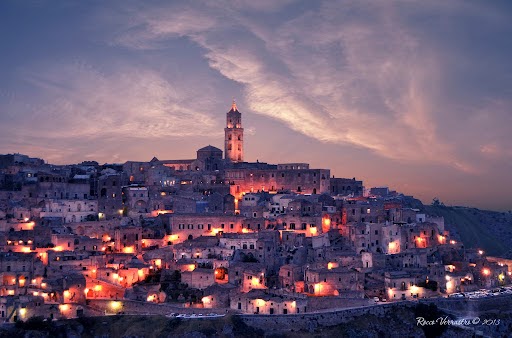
[424,205,512,257]
[0,314,264,338]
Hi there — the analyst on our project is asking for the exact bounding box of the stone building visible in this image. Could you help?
[225,100,244,163]
[39,199,98,223]
[36,172,90,200]
[181,268,215,289]
[384,271,427,301]
[124,186,150,215]
[168,214,245,243]
[230,289,308,314]
[278,264,303,290]
[197,145,224,171]
[97,171,127,219]
[330,178,364,196]
[114,226,142,253]
[226,166,330,199]
[304,267,362,296]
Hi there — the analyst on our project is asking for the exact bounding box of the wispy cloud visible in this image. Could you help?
[103,0,512,174]
[1,61,221,141]
[2,0,512,180]
[0,56,228,163]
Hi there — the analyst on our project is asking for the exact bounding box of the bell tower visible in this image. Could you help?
[224,100,244,162]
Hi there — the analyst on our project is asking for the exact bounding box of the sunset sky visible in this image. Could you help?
[1,1,511,210]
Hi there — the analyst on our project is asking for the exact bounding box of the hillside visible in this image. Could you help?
[424,205,512,258]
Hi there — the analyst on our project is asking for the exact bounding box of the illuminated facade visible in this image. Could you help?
[224,100,244,163]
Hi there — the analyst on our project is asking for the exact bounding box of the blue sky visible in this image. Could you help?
[1,0,512,210]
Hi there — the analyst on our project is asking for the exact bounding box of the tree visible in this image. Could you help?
[431,198,444,207]
[169,270,181,283]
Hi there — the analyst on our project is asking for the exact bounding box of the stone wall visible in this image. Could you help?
[307,296,370,311]
[421,293,512,316]
[87,299,222,316]
[238,302,412,332]
[238,294,512,333]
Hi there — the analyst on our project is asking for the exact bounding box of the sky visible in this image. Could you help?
[1,0,512,211]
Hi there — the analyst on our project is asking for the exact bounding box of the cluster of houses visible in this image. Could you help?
[0,103,510,321]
